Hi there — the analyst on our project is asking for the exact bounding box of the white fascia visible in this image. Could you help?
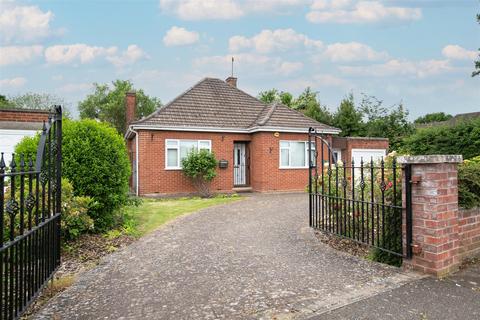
[128,125,341,135]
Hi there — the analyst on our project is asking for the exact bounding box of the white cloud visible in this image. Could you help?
[323,42,388,62]
[0,45,43,66]
[307,1,422,24]
[44,44,147,67]
[159,0,306,20]
[57,83,92,93]
[159,0,243,20]
[45,44,117,64]
[442,45,477,60]
[0,77,27,88]
[243,0,307,12]
[0,5,54,43]
[163,26,200,46]
[340,59,452,78]
[278,61,303,75]
[194,53,303,76]
[280,74,350,93]
[229,28,323,53]
[314,74,349,87]
[106,45,148,67]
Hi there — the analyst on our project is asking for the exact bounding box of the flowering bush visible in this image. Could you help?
[181,149,217,198]
[309,152,403,266]
[61,178,95,240]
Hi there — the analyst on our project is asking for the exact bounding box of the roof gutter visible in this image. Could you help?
[128,125,341,135]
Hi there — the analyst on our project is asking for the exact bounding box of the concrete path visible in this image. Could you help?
[312,262,480,320]
[36,193,418,320]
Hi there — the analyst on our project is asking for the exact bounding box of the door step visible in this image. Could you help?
[232,187,253,193]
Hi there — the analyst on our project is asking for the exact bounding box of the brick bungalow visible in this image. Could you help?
[125,77,389,196]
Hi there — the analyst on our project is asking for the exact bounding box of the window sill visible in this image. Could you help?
[165,167,182,171]
[279,167,309,170]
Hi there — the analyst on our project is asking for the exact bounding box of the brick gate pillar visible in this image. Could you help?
[398,155,463,277]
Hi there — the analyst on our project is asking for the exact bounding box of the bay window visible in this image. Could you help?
[166,139,212,169]
[279,141,315,169]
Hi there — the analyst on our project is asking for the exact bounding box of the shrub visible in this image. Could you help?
[61,178,95,240]
[15,119,131,231]
[307,154,403,266]
[400,118,480,159]
[181,149,217,197]
[2,178,93,242]
[458,156,480,209]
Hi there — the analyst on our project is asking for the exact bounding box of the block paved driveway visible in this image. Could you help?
[36,193,419,320]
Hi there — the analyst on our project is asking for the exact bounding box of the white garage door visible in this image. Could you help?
[351,148,386,165]
[0,129,38,164]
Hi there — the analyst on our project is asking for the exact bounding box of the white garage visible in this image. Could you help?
[0,109,48,165]
[351,148,387,165]
[0,129,39,164]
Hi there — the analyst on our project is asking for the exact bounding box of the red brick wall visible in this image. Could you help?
[128,130,318,195]
[458,207,480,260]
[125,92,136,127]
[400,157,463,277]
[133,130,251,195]
[0,109,49,122]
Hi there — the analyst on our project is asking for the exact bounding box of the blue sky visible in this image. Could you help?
[0,0,478,119]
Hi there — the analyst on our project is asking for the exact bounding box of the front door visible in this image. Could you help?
[233,142,249,186]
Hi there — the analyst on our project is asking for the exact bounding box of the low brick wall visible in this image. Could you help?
[458,207,480,260]
[399,155,480,277]
[0,108,50,123]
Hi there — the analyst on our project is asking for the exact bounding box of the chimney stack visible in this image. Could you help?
[125,91,136,128]
[225,76,237,88]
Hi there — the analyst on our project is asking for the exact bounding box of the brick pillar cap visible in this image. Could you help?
[397,155,463,164]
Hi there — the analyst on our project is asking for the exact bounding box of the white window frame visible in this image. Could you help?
[279,140,315,169]
[332,149,342,164]
[165,139,212,170]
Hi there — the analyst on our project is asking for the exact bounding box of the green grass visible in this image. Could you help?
[120,195,242,237]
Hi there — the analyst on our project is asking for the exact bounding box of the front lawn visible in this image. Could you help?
[120,195,242,237]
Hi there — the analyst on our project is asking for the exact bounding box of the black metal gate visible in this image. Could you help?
[308,128,412,258]
[1,106,62,319]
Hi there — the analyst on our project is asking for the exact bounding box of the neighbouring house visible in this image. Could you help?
[0,108,50,164]
[125,77,389,196]
[415,111,480,128]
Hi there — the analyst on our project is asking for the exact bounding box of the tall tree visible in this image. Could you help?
[291,87,318,110]
[0,95,12,108]
[473,14,480,77]
[1,93,66,110]
[257,89,278,104]
[258,87,334,125]
[333,94,363,137]
[414,112,452,124]
[359,94,414,150]
[257,89,293,107]
[78,80,161,134]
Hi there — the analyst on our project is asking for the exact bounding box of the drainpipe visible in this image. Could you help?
[128,126,140,196]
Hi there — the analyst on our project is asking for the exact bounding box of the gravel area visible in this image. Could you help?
[35,193,419,319]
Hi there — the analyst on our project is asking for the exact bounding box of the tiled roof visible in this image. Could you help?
[133,77,339,133]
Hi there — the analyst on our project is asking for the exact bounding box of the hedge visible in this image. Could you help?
[400,118,480,159]
[15,119,130,231]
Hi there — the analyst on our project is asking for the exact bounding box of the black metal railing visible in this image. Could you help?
[308,128,410,258]
[1,106,62,319]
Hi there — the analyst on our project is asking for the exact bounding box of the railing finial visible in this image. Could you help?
[10,153,16,172]
[0,152,5,171]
